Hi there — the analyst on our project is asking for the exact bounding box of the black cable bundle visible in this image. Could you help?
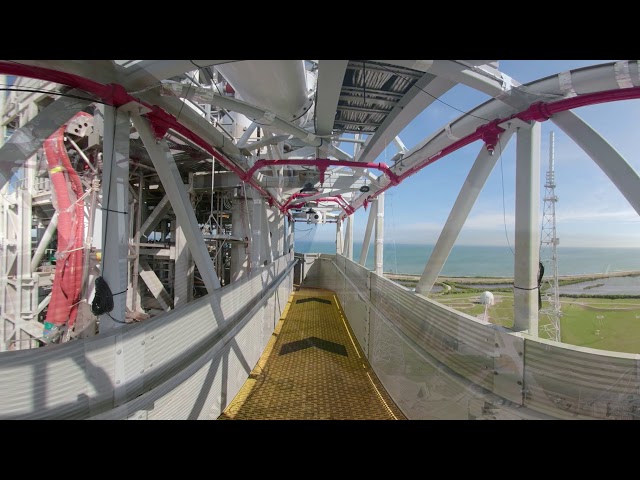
[91,276,114,315]
[538,262,545,310]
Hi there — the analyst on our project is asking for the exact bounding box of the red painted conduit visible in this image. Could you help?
[343,89,640,220]
[43,112,91,328]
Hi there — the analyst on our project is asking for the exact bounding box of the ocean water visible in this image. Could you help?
[295,241,640,277]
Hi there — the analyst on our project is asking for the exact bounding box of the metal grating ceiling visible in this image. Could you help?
[333,61,423,134]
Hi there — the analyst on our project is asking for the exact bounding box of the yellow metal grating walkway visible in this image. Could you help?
[219,287,406,420]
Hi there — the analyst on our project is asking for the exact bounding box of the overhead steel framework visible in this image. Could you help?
[0,60,639,420]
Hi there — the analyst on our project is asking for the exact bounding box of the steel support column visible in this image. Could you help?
[513,123,541,334]
[140,195,170,238]
[99,106,130,331]
[374,194,385,276]
[174,219,193,307]
[250,194,263,270]
[129,175,143,312]
[290,218,295,254]
[263,202,275,264]
[0,74,5,143]
[283,216,289,255]
[131,114,221,291]
[30,211,58,271]
[230,194,250,282]
[344,215,353,260]
[0,206,6,347]
[14,156,35,349]
[415,131,514,295]
[359,201,376,266]
[336,218,343,255]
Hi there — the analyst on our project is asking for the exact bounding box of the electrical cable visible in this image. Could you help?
[90,276,128,323]
[0,87,107,105]
[96,100,130,323]
[498,137,515,256]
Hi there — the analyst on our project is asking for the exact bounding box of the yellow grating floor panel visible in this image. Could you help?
[219,287,406,420]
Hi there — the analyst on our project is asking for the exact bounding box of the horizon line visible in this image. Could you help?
[295,241,640,249]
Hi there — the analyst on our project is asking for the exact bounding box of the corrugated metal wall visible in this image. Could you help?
[308,255,640,420]
[0,254,296,420]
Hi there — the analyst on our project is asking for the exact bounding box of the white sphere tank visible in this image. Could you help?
[480,291,494,305]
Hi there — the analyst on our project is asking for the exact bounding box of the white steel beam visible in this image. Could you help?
[348,61,633,215]
[10,60,119,85]
[315,60,349,136]
[132,114,221,291]
[231,196,250,282]
[393,136,408,154]
[283,216,290,255]
[344,215,353,260]
[0,83,5,349]
[138,259,172,311]
[139,90,241,160]
[374,194,385,276]
[15,156,35,349]
[264,205,276,263]
[0,74,5,141]
[0,90,92,188]
[140,195,170,238]
[355,74,455,165]
[250,195,264,270]
[122,60,238,93]
[375,60,508,98]
[426,60,515,100]
[100,107,131,331]
[129,175,144,313]
[240,135,289,153]
[31,212,58,271]
[160,84,352,161]
[359,201,377,266]
[290,220,295,253]
[336,219,343,255]
[551,111,640,216]
[173,220,193,308]
[236,122,258,148]
[415,131,515,295]
[513,123,541,334]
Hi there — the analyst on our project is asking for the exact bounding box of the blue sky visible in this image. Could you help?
[303,60,640,249]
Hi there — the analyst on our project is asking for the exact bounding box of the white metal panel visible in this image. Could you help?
[0,256,296,419]
[523,338,640,419]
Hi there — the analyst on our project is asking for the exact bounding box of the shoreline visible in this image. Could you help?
[384,270,640,284]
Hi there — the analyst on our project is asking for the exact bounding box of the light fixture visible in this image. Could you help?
[359,185,370,193]
[306,208,319,221]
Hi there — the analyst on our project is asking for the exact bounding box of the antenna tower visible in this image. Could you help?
[539,131,562,341]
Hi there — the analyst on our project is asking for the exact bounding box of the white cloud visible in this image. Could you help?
[557,208,639,223]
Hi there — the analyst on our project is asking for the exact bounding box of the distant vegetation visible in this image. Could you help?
[427,290,640,354]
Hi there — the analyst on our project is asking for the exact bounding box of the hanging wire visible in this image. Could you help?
[498,137,515,256]
[373,62,492,122]
[95,103,129,324]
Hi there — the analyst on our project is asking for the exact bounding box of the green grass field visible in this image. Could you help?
[434,291,640,354]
